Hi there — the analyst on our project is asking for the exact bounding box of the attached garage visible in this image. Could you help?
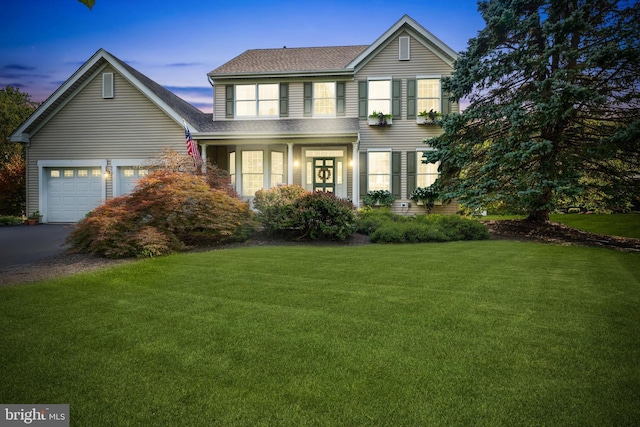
[44,167,104,222]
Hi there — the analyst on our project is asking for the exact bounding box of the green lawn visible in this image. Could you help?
[1,241,639,426]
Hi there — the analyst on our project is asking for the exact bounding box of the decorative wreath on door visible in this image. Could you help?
[317,167,332,182]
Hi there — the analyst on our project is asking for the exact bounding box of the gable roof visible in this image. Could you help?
[346,14,458,70]
[10,49,209,143]
[208,45,368,79]
[208,15,458,81]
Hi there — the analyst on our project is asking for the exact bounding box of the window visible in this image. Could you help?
[235,84,279,117]
[241,151,263,197]
[417,78,440,113]
[64,170,74,178]
[78,170,88,177]
[50,170,60,178]
[368,80,391,115]
[368,151,391,191]
[229,152,236,186]
[313,82,336,116]
[91,169,102,177]
[417,154,440,188]
[271,152,284,187]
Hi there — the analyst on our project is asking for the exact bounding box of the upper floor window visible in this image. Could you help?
[417,78,440,113]
[236,83,279,118]
[313,82,336,116]
[368,80,391,115]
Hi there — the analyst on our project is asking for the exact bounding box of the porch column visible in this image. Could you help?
[352,140,360,208]
[287,143,294,185]
[199,143,207,172]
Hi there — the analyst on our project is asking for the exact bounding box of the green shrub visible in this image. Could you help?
[293,192,356,240]
[359,211,490,243]
[253,185,309,235]
[0,215,23,226]
[355,208,397,235]
[370,221,449,243]
[253,186,356,241]
[67,170,256,258]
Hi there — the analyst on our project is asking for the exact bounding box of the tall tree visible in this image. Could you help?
[427,0,640,221]
[0,86,38,215]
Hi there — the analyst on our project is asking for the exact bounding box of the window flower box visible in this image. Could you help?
[417,109,442,125]
[368,111,393,127]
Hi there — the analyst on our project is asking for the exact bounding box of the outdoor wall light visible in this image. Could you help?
[294,160,300,168]
[104,166,112,178]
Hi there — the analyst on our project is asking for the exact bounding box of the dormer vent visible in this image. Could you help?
[399,36,410,61]
[102,73,114,98]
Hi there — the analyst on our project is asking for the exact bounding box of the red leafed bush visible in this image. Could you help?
[67,170,256,258]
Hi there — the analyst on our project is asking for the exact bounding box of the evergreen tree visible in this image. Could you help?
[427,0,640,221]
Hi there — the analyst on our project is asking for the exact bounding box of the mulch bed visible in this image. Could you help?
[483,219,640,252]
[2,221,638,287]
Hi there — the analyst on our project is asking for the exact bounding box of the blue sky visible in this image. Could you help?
[0,0,485,113]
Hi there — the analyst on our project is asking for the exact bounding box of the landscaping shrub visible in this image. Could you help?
[370,221,449,243]
[0,215,23,226]
[67,170,256,258]
[293,191,356,240]
[253,185,309,235]
[253,186,356,241]
[359,210,490,243]
[355,207,397,235]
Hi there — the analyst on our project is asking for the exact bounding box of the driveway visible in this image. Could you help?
[0,224,74,268]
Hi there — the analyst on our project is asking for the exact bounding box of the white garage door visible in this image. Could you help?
[46,167,103,222]
[117,167,149,196]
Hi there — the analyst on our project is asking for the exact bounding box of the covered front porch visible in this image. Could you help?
[195,118,361,205]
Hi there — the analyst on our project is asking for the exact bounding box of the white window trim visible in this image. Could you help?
[312,81,337,117]
[366,149,392,193]
[235,83,279,119]
[416,75,442,113]
[367,77,393,116]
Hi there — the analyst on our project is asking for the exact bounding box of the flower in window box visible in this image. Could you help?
[368,111,393,126]
[409,187,439,212]
[417,109,442,125]
[363,190,394,207]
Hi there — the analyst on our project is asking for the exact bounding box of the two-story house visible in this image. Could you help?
[11,15,458,223]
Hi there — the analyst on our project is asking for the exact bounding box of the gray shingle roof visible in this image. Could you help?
[198,118,360,136]
[209,46,368,76]
[108,51,210,130]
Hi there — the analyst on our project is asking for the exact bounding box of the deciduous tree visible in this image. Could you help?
[427,0,640,221]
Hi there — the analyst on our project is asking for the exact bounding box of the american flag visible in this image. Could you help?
[184,123,203,168]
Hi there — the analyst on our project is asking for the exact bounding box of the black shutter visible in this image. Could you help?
[225,85,234,118]
[407,151,417,195]
[336,82,346,116]
[358,81,368,119]
[304,82,312,117]
[392,79,401,119]
[279,83,289,117]
[359,152,367,197]
[392,151,401,198]
[407,79,416,118]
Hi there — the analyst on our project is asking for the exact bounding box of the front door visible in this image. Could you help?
[313,158,335,193]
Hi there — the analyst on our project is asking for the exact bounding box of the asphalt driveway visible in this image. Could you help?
[0,224,74,268]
